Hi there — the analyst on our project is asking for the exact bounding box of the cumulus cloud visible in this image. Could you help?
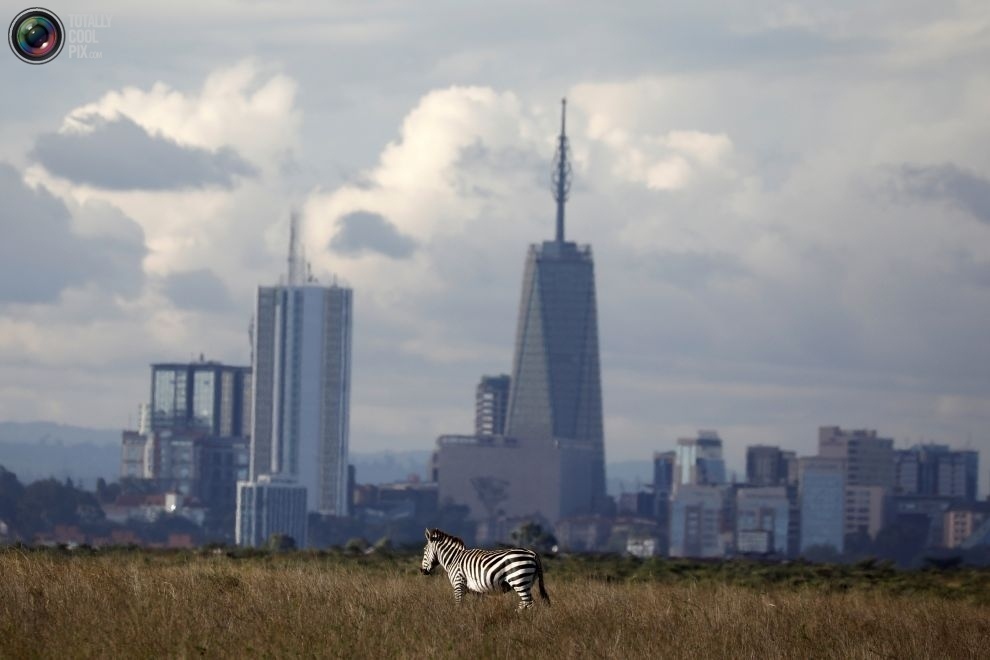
[32,115,256,190]
[330,211,416,258]
[60,60,300,172]
[0,163,145,303]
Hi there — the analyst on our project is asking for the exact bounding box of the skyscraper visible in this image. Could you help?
[435,100,607,527]
[799,456,846,554]
[248,212,353,518]
[503,99,606,514]
[674,431,727,490]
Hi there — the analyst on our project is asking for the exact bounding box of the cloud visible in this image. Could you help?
[0,163,145,303]
[162,269,233,312]
[890,163,990,223]
[60,60,300,173]
[330,210,417,258]
[31,115,257,190]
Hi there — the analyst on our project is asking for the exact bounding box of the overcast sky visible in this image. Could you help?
[1,1,988,493]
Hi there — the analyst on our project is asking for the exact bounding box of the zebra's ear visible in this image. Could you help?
[424,528,431,540]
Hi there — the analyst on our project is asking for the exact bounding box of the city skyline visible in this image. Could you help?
[1,3,989,498]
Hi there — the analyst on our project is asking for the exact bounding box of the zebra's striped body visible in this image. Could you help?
[421,528,551,610]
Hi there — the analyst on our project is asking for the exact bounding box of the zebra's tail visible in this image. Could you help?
[535,552,551,605]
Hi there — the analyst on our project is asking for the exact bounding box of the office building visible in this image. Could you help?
[799,456,846,554]
[943,503,990,548]
[844,485,887,539]
[235,475,308,547]
[819,426,894,541]
[150,359,251,437]
[896,445,978,502]
[746,445,790,487]
[818,426,894,488]
[675,431,726,490]
[669,485,726,558]
[735,486,790,556]
[249,212,353,516]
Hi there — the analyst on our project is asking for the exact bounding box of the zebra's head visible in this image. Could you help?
[421,528,440,575]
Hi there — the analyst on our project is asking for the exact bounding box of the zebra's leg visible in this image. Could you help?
[453,576,466,605]
[512,583,535,611]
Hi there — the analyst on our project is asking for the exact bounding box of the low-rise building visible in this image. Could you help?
[235,475,308,548]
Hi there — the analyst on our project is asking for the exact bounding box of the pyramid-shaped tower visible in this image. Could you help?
[504,100,607,515]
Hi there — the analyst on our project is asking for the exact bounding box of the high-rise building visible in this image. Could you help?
[896,444,978,502]
[799,456,846,554]
[674,431,726,490]
[248,212,353,518]
[844,485,887,539]
[746,445,789,487]
[735,486,790,556]
[669,485,726,558]
[150,359,251,437]
[475,375,510,437]
[818,426,894,488]
[435,100,607,526]
[122,358,251,516]
[503,101,606,515]
[818,426,894,541]
[235,475,308,547]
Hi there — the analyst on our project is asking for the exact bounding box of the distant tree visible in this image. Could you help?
[17,478,82,535]
[145,514,203,544]
[95,478,122,504]
[0,466,24,529]
[372,536,393,554]
[801,544,842,564]
[844,530,874,561]
[344,537,369,554]
[266,533,297,552]
[872,514,930,568]
[511,521,558,554]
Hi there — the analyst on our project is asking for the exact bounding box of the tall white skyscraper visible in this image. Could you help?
[246,212,353,520]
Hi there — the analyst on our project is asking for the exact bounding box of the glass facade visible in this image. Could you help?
[149,362,249,436]
[249,284,352,516]
[504,240,606,515]
[799,457,846,553]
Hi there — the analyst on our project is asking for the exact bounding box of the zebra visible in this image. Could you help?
[420,528,551,610]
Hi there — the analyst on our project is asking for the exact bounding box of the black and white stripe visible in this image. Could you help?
[421,528,551,610]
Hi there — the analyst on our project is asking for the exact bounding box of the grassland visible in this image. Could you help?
[2,548,988,659]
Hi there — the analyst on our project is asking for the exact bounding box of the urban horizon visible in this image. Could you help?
[2,4,989,507]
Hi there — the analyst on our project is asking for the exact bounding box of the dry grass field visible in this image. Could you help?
[1,549,988,659]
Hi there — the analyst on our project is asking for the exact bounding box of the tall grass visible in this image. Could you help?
[1,550,987,658]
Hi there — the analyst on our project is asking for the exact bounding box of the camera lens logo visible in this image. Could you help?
[9,8,64,64]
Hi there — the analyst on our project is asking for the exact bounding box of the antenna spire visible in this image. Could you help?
[287,209,303,286]
[551,98,572,243]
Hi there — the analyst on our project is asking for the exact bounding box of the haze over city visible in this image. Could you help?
[1,2,988,494]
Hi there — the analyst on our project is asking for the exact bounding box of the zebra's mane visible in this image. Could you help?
[430,529,466,548]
